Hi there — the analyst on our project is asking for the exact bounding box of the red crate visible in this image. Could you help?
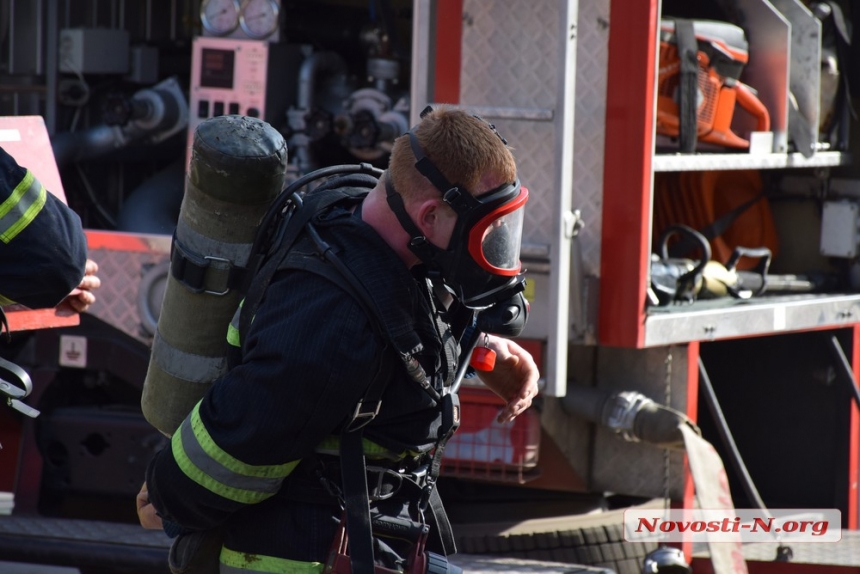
[442,386,540,483]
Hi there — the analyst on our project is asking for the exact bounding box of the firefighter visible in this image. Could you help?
[0,145,98,314]
[138,107,539,573]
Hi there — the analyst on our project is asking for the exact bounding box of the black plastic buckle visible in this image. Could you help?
[171,238,244,296]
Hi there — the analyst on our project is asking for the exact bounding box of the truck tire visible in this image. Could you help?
[455,522,658,574]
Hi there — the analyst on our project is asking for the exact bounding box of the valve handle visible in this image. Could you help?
[469,346,496,371]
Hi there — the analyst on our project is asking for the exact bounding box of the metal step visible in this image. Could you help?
[697,528,860,568]
[0,516,171,573]
[448,555,615,573]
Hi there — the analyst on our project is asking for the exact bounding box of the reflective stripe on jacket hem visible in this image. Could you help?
[220,547,324,574]
[315,435,418,461]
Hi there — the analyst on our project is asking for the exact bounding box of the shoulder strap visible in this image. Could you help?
[238,185,367,342]
[276,246,388,342]
[675,19,699,154]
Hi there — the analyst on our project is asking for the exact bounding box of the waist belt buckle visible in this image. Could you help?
[346,399,381,431]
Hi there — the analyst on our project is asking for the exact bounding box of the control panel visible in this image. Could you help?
[187,36,270,157]
[187,35,302,164]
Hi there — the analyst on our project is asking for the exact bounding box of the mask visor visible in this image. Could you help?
[469,187,529,275]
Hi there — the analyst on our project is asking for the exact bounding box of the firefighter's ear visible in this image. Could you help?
[415,198,457,249]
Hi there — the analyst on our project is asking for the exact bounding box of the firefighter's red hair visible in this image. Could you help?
[387,106,516,202]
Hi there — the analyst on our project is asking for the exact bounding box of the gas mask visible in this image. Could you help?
[385,123,529,309]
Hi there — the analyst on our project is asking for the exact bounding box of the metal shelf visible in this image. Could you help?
[652,151,850,172]
[643,293,860,347]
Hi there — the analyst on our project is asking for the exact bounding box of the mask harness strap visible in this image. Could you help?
[384,177,442,273]
[408,131,456,195]
[405,131,481,219]
[384,133,482,278]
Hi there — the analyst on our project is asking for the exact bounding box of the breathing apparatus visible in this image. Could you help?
[384,107,530,309]
[240,159,530,574]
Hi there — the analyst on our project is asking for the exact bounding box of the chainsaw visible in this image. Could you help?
[657,19,771,152]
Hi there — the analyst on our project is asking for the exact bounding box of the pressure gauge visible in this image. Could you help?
[240,0,280,39]
[201,0,241,36]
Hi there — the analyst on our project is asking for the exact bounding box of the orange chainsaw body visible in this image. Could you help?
[656,20,770,149]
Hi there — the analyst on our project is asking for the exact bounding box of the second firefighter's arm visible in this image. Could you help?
[145,271,379,531]
[0,147,88,309]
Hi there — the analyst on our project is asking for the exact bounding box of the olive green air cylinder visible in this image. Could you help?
[142,115,286,435]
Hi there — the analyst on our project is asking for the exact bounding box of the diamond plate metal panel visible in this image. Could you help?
[86,236,170,347]
[460,0,561,249]
[590,345,690,500]
[572,0,610,278]
[459,0,609,300]
[736,529,860,566]
[460,1,559,109]
[489,119,556,248]
[457,0,578,397]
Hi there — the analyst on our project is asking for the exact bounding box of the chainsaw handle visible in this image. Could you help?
[735,82,771,133]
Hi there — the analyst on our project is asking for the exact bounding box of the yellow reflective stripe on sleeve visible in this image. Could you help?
[0,170,46,243]
[0,293,15,305]
[172,402,299,504]
[220,547,323,574]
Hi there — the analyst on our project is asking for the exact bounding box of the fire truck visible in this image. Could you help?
[0,0,858,573]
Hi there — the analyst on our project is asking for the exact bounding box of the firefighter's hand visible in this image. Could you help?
[57,259,101,315]
[478,335,539,423]
[136,481,163,530]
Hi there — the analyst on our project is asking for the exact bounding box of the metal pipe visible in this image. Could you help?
[297,51,347,110]
[52,78,187,167]
[35,0,43,75]
[171,0,176,41]
[562,385,688,448]
[116,160,185,234]
[560,384,612,424]
[145,0,151,41]
[8,0,15,76]
[698,357,769,511]
[0,2,10,65]
[290,51,347,174]
[827,336,860,410]
[51,124,121,168]
[45,0,59,134]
